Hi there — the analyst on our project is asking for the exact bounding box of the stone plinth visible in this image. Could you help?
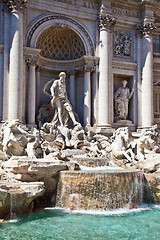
[114,120,136,131]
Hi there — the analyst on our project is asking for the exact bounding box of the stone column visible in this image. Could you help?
[4,0,27,121]
[0,44,3,121]
[136,30,142,127]
[27,59,37,127]
[98,9,116,129]
[137,22,156,128]
[36,66,41,114]
[92,67,98,126]
[2,8,10,121]
[84,66,92,127]
[69,70,76,110]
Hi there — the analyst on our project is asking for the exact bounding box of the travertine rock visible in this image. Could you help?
[144,173,160,203]
[2,156,68,180]
[0,181,44,219]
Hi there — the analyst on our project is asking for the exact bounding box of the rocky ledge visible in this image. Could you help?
[0,155,68,219]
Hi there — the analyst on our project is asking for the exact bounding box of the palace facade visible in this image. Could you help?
[0,0,160,133]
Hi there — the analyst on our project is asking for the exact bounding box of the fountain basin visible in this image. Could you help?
[56,169,144,210]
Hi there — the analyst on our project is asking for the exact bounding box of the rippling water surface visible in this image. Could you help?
[0,205,160,240]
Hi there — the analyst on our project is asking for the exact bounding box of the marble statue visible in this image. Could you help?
[43,72,79,127]
[37,72,86,149]
[124,35,132,56]
[114,80,134,120]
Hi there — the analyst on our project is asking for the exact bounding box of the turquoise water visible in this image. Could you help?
[0,205,160,240]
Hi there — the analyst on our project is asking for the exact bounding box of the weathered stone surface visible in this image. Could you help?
[138,159,160,172]
[144,173,160,203]
[145,153,160,161]
[2,156,67,178]
[0,167,6,180]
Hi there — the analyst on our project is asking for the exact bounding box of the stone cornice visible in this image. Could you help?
[3,0,27,13]
[36,55,98,71]
[112,60,137,71]
[51,0,99,10]
[112,4,141,19]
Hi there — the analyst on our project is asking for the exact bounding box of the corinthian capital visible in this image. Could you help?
[99,13,116,30]
[3,0,27,12]
[136,22,156,37]
[99,4,116,30]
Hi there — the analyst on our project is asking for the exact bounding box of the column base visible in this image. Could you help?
[136,125,155,134]
[1,119,24,124]
[96,125,115,135]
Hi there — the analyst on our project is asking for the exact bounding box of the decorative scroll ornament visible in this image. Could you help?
[136,22,156,37]
[99,5,116,30]
[114,31,132,57]
[3,0,27,12]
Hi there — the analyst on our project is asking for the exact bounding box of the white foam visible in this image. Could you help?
[153,204,160,209]
[79,165,123,171]
[45,206,150,216]
[7,219,19,223]
[72,155,88,158]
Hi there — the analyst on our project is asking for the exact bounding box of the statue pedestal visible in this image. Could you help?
[114,120,136,131]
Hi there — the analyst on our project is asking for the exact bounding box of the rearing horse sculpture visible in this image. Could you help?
[110,127,135,162]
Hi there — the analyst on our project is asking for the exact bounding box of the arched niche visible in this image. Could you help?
[26,14,95,57]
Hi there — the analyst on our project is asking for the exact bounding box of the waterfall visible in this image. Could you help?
[10,193,17,219]
[56,170,144,211]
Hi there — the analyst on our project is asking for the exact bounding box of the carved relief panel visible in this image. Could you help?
[114,30,132,58]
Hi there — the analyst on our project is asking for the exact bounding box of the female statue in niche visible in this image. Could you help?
[114,80,134,121]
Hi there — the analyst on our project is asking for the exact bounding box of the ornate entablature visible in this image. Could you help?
[136,22,156,37]
[3,0,27,12]
[112,5,141,19]
[52,0,99,9]
[114,30,132,58]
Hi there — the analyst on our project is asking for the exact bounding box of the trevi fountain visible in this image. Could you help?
[0,0,160,239]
